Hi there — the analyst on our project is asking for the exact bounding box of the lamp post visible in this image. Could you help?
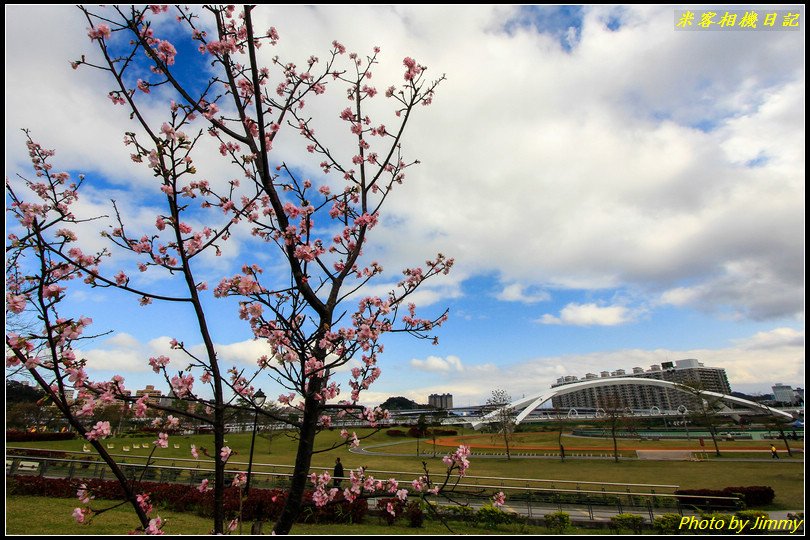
[245,389,266,496]
[678,405,691,441]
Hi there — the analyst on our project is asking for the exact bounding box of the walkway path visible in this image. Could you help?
[351,439,805,462]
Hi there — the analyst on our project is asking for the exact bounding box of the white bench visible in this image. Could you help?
[17,461,40,472]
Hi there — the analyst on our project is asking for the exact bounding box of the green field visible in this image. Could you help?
[5,495,555,535]
[7,427,804,510]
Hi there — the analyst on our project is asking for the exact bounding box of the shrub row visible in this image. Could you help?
[543,511,571,533]
[674,486,774,508]
[6,430,77,442]
[8,475,367,524]
[723,486,776,507]
[376,498,419,526]
[610,513,645,533]
[376,499,522,530]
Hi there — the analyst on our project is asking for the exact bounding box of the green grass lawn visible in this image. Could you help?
[8,428,804,510]
[5,495,560,535]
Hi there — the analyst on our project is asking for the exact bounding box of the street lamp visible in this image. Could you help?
[678,405,690,441]
[245,389,266,496]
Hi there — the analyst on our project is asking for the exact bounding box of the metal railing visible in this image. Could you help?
[6,452,741,522]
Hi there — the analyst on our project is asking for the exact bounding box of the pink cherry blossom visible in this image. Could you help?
[42,283,66,299]
[85,421,112,441]
[148,355,170,373]
[77,484,93,504]
[155,432,169,448]
[137,493,153,515]
[6,294,27,314]
[146,516,164,535]
[87,24,111,41]
[220,446,232,463]
[442,445,471,477]
[232,472,247,487]
[114,271,128,286]
[170,373,194,397]
[134,395,149,418]
[56,228,78,241]
[72,507,90,524]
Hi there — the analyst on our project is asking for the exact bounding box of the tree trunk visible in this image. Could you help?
[213,408,226,534]
[706,419,721,457]
[91,438,151,527]
[612,423,619,462]
[27,368,151,527]
[273,401,319,534]
[779,429,793,456]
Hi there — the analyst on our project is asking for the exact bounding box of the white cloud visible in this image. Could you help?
[732,327,805,351]
[213,339,275,368]
[78,333,174,375]
[5,6,803,319]
[105,333,141,349]
[537,302,636,326]
[410,355,464,372]
[496,283,551,304]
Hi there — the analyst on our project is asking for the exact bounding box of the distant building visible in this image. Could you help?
[159,390,178,408]
[551,359,732,411]
[428,393,453,410]
[772,383,797,405]
[135,385,163,399]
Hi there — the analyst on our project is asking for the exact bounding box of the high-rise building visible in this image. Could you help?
[771,383,796,405]
[428,393,453,410]
[550,359,731,411]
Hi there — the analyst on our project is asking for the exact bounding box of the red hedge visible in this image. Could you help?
[674,486,775,509]
[722,486,775,507]
[7,475,367,523]
[376,497,406,525]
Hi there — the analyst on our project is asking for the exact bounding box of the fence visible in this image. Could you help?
[6,451,742,522]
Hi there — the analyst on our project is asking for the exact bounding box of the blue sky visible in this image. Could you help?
[5,5,805,406]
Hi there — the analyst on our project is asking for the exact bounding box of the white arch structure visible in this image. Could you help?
[471,377,793,429]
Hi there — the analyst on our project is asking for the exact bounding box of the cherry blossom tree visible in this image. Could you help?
[6,4,459,535]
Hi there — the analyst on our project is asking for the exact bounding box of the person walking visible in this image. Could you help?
[770,445,779,459]
[333,457,344,486]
